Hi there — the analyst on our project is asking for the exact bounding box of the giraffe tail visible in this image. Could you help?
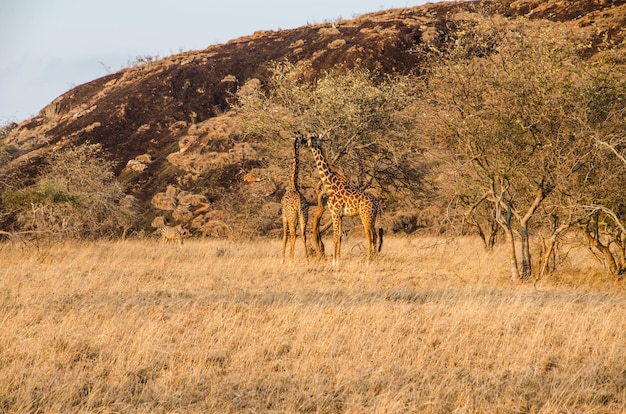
[377,207,384,253]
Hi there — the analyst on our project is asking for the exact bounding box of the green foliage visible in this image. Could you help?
[2,186,79,208]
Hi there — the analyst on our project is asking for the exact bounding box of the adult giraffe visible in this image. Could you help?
[281,135,309,261]
[302,134,382,265]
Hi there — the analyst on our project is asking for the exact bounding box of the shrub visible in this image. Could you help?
[1,143,136,239]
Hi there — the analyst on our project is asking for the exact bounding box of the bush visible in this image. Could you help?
[1,143,136,239]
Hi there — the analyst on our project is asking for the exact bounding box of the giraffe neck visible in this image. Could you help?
[310,144,342,193]
[290,138,300,192]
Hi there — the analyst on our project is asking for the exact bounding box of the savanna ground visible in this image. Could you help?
[1,235,625,413]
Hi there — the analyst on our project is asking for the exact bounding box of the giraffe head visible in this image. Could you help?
[294,132,309,148]
[301,133,320,150]
[302,134,328,168]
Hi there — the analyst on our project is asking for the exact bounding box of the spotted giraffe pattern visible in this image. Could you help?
[281,136,309,261]
[303,134,382,265]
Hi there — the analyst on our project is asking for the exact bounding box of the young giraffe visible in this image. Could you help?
[302,134,383,265]
[281,135,309,261]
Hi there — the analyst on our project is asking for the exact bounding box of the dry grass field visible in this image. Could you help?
[1,235,625,413]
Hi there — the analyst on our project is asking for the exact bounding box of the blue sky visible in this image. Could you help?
[0,0,434,123]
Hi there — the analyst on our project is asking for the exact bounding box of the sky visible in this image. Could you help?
[0,0,435,124]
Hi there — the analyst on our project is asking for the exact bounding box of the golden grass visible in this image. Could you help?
[1,236,625,413]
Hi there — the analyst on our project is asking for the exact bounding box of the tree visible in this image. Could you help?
[419,16,626,279]
[574,60,626,277]
[235,61,430,206]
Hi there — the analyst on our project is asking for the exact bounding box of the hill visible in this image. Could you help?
[1,0,625,238]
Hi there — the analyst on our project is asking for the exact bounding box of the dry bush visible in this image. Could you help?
[1,236,625,412]
[1,143,136,239]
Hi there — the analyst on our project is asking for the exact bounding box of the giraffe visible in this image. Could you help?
[281,135,309,261]
[302,134,383,265]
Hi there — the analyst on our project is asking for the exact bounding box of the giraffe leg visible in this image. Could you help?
[362,219,373,263]
[365,202,381,263]
[289,219,297,259]
[282,216,289,261]
[372,224,378,261]
[332,215,342,267]
[369,221,378,262]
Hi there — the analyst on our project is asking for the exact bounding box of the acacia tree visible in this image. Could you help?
[235,61,429,206]
[572,57,626,277]
[420,17,626,280]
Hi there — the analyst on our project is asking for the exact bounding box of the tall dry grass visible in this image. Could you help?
[0,235,625,413]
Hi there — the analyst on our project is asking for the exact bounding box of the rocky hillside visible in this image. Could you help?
[1,0,625,238]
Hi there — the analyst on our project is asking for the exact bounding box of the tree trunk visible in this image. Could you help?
[312,190,327,259]
[583,229,619,277]
[495,197,520,280]
[519,225,532,279]
[538,213,578,280]
[503,224,521,280]
[517,185,551,280]
[538,234,558,280]
[471,215,499,250]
